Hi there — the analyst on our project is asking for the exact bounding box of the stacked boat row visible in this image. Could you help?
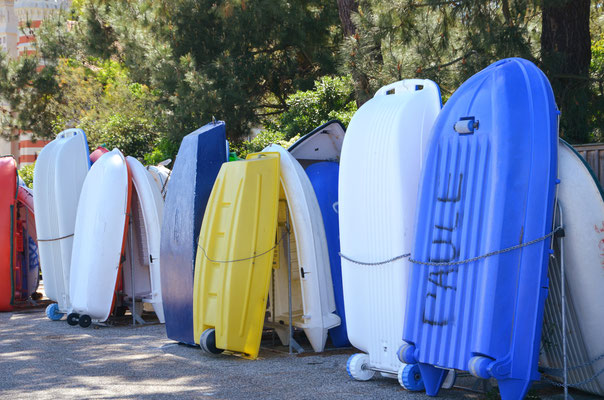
[13,56,604,399]
[159,122,346,357]
[156,57,603,399]
[33,130,170,326]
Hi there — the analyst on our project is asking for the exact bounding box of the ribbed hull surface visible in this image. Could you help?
[404,58,558,399]
[339,80,441,375]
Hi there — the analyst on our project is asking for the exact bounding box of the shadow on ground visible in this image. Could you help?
[0,309,597,400]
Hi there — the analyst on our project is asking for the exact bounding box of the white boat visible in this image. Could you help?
[123,157,165,323]
[268,121,346,349]
[68,149,131,327]
[540,140,604,396]
[33,129,90,320]
[263,144,340,352]
[147,159,171,199]
[288,120,345,165]
[339,80,442,386]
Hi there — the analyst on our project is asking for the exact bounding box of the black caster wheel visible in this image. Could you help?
[67,313,79,326]
[200,328,223,355]
[31,292,43,301]
[78,314,92,328]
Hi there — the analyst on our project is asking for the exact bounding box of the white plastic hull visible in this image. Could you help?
[124,157,165,323]
[70,149,131,322]
[33,129,89,313]
[339,80,441,374]
[540,141,604,396]
[147,164,170,199]
[263,144,340,352]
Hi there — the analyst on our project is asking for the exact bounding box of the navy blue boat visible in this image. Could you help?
[160,121,227,345]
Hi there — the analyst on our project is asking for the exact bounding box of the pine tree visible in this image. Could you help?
[339,0,601,141]
[340,1,539,103]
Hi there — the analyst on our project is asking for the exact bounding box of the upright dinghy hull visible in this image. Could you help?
[193,152,280,359]
[402,58,558,399]
[288,121,350,348]
[33,129,90,315]
[0,157,18,311]
[124,157,165,323]
[540,140,604,396]
[160,121,227,344]
[70,149,132,323]
[339,80,441,382]
[263,144,340,353]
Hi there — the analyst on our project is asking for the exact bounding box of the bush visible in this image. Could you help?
[270,75,357,141]
[230,129,289,159]
[18,163,35,189]
[144,136,179,166]
[232,75,358,158]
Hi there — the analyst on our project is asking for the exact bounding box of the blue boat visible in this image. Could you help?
[305,161,350,348]
[160,121,227,345]
[400,58,558,398]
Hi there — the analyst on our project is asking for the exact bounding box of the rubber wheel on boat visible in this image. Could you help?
[78,315,92,328]
[346,353,375,381]
[468,356,491,379]
[397,343,416,364]
[66,313,79,326]
[441,369,456,390]
[398,363,424,391]
[200,329,223,355]
[45,303,63,321]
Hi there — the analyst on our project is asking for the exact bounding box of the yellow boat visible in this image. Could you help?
[193,152,280,359]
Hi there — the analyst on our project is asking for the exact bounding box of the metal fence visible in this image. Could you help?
[574,143,604,189]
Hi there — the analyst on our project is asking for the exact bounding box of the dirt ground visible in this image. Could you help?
[0,300,597,400]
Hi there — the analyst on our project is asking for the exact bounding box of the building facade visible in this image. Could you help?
[0,0,70,166]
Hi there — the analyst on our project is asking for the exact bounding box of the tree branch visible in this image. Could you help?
[501,0,512,25]
[420,50,477,72]
[409,1,462,8]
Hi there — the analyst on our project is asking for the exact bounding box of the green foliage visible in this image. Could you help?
[0,0,344,160]
[144,136,179,166]
[83,113,157,160]
[270,75,357,140]
[232,75,357,158]
[56,0,343,143]
[342,1,602,142]
[342,1,540,101]
[18,163,35,189]
[593,37,604,79]
[230,129,288,159]
[589,35,604,141]
[0,53,61,140]
[159,0,342,139]
[3,0,602,161]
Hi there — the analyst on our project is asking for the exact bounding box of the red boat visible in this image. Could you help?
[0,156,40,311]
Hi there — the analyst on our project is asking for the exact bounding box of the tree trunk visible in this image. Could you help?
[541,0,592,143]
[337,0,358,36]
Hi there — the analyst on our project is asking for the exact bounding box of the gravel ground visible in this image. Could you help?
[0,304,598,400]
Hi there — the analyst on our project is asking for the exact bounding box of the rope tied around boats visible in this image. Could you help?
[37,233,75,243]
[197,230,288,264]
[338,226,562,267]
